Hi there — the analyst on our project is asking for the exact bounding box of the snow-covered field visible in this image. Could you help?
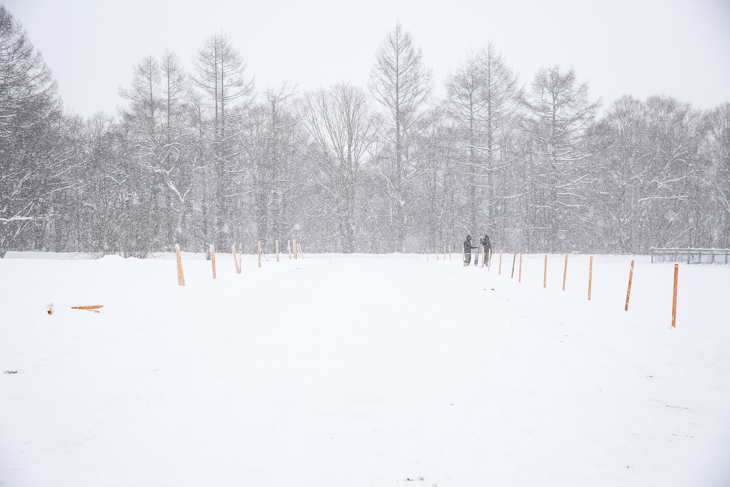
[1,251,729,486]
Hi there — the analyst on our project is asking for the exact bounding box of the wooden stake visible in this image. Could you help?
[562,254,568,291]
[175,244,185,286]
[276,240,280,262]
[231,244,240,274]
[436,249,439,260]
[672,264,678,327]
[588,256,593,300]
[499,250,503,274]
[488,249,491,271]
[293,239,298,259]
[481,248,485,268]
[288,240,292,260]
[543,254,547,288]
[238,243,242,273]
[462,244,465,266]
[519,253,522,282]
[625,259,634,311]
[511,252,517,278]
[210,244,216,279]
[47,303,54,315]
[258,242,262,268]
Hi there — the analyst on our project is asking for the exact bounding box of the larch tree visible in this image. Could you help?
[120,53,200,251]
[118,55,164,252]
[192,31,254,252]
[263,82,298,248]
[0,5,67,257]
[524,66,599,251]
[444,43,521,240]
[369,22,432,251]
[444,50,483,235]
[160,50,198,246]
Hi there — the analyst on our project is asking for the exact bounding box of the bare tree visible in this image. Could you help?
[192,31,254,251]
[702,103,730,247]
[119,53,201,249]
[160,50,187,132]
[524,66,599,250]
[444,50,482,234]
[369,22,432,251]
[0,6,68,256]
[444,43,521,237]
[264,82,298,246]
[301,84,380,252]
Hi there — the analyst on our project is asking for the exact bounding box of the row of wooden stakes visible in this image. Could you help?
[431,248,680,328]
[492,251,679,328]
[174,239,304,286]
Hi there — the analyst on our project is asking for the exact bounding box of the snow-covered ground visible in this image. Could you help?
[1,251,729,486]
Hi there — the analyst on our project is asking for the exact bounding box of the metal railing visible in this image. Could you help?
[651,248,730,264]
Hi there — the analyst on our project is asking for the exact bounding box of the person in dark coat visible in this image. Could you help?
[480,234,491,265]
[463,235,475,266]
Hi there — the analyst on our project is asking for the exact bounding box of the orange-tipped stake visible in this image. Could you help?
[276,240,280,262]
[562,254,568,291]
[625,260,635,311]
[210,244,216,279]
[511,252,517,278]
[519,253,523,282]
[672,264,679,327]
[543,254,547,288]
[47,303,53,315]
[175,244,185,286]
[293,239,298,259]
[499,250,503,274]
[588,256,593,300]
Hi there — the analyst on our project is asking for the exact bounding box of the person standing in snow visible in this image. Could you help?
[463,235,476,266]
[480,234,491,266]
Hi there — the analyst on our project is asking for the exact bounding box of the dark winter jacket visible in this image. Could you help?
[481,235,491,252]
[464,236,476,252]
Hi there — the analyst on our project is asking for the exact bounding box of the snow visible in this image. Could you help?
[1,252,729,486]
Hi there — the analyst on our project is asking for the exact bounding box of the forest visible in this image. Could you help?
[1,5,729,257]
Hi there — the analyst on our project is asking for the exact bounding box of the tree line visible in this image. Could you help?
[1,7,728,258]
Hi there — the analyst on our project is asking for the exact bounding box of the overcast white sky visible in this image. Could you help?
[5,0,730,118]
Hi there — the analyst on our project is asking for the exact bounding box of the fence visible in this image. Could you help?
[651,248,730,265]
